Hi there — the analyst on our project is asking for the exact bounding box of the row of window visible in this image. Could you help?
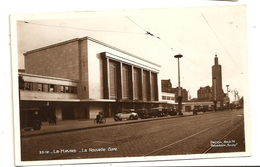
[198,93,212,99]
[198,89,212,94]
[23,81,77,94]
[109,60,157,101]
[162,96,175,101]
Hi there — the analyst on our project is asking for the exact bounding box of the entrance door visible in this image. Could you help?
[62,107,75,120]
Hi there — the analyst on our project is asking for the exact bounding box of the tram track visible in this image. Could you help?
[143,118,234,156]
[20,110,245,161]
[203,120,245,154]
[143,113,244,156]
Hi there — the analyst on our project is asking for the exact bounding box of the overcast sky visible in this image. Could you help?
[15,5,247,101]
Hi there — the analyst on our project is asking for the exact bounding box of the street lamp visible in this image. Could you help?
[174,54,183,115]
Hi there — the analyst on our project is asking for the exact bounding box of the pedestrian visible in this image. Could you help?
[96,112,101,124]
[50,114,57,125]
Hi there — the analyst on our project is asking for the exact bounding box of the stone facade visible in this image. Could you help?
[197,86,212,102]
[25,39,80,80]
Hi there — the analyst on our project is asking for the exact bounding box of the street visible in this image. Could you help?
[21,109,245,161]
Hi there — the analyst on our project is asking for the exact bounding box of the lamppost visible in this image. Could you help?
[213,77,217,112]
[226,85,230,110]
[174,54,183,116]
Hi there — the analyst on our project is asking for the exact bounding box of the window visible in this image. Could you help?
[162,96,166,100]
[167,96,171,100]
[151,73,156,101]
[109,61,117,99]
[24,82,32,91]
[50,84,55,92]
[38,83,43,91]
[122,65,129,99]
[133,68,139,100]
[65,86,69,93]
[142,71,148,101]
[170,97,175,100]
[60,86,64,93]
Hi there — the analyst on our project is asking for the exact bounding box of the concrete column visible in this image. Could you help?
[182,105,185,112]
[191,105,194,110]
[101,53,109,99]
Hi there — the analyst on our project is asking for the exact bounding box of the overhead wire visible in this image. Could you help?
[201,13,241,72]
[125,16,218,93]
[125,16,201,68]
[22,17,210,73]
[21,20,144,35]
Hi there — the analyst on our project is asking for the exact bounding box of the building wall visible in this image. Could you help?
[21,36,163,120]
[86,39,104,99]
[19,73,79,100]
[161,79,172,92]
[86,38,161,101]
[78,39,89,99]
[20,91,78,101]
[197,86,212,102]
[89,104,104,119]
[24,39,80,80]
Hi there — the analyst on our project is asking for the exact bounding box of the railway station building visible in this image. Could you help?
[19,36,164,121]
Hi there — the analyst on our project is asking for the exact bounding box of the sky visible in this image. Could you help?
[15,5,247,102]
[2,0,260,166]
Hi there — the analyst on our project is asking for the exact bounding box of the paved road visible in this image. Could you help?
[20,109,245,161]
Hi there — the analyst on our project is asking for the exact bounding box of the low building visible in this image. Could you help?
[161,79,189,102]
[172,87,189,102]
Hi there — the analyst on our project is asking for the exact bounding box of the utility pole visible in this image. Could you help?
[174,54,183,116]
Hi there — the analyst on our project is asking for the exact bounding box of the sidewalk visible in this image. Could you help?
[20,111,198,137]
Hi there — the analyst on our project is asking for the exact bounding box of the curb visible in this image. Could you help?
[20,111,216,138]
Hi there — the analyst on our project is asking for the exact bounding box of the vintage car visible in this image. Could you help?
[114,109,138,121]
[168,108,178,116]
[136,109,149,119]
[20,111,42,131]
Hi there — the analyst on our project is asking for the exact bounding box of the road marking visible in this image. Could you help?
[144,119,232,156]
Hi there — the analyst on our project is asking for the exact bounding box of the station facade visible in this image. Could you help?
[20,36,164,121]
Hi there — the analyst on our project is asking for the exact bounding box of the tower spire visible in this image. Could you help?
[214,53,218,65]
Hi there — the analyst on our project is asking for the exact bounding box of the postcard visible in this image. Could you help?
[10,4,251,166]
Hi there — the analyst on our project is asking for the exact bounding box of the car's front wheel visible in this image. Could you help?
[129,115,134,120]
[114,117,119,121]
[33,122,41,130]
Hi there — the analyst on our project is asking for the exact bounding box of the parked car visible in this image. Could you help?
[114,109,138,121]
[161,108,169,117]
[20,111,42,131]
[149,107,162,118]
[136,109,149,119]
[168,108,177,116]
